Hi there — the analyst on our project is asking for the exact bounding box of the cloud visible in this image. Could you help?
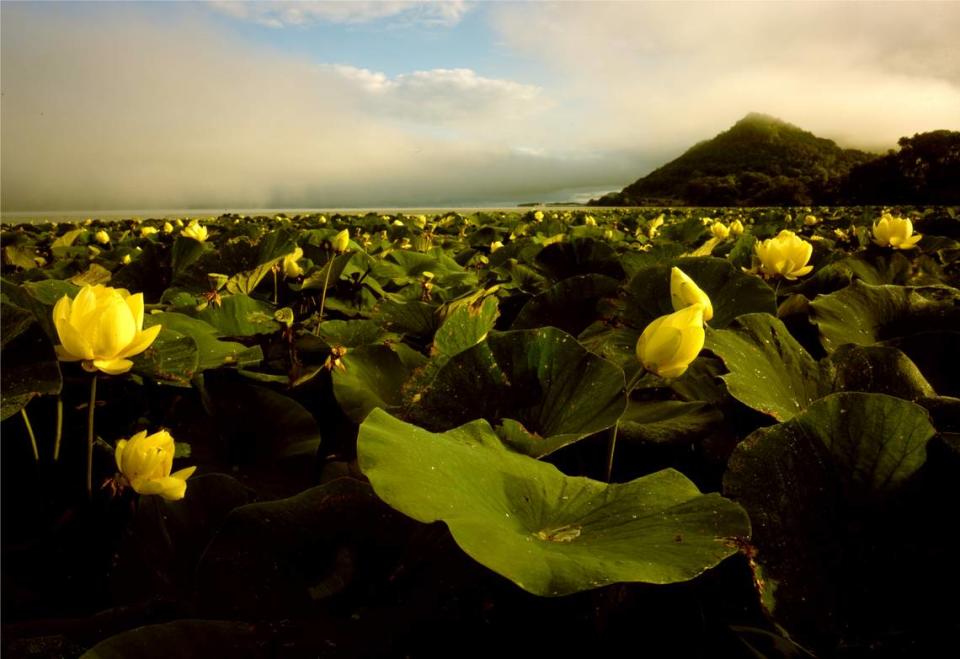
[489,1,960,151]
[208,1,470,28]
[327,65,543,125]
[0,4,626,212]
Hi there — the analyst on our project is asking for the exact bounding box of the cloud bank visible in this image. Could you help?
[2,2,958,212]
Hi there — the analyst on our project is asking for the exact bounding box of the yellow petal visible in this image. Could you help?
[90,298,137,359]
[117,323,162,359]
[91,358,134,375]
[125,293,145,331]
[115,439,128,472]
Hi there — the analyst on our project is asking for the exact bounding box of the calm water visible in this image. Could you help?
[0,206,604,225]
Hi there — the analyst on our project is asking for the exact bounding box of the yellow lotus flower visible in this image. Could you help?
[636,304,705,379]
[872,213,922,249]
[584,215,597,227]
[53,284,162,374]
[115,429,195,501]
[533,210,544,222]
[162,221,174,234]
[140,226,158,237]
[647,214,665,239]
[181,220,208,242]
[755,230,814,280]
[121,254,132,265]
[803,214,819,226]
[490,240,503,252]
[95,230,111,244]
[670,267,713,321]
[332,229,350,253]
[710,223,730,240]
[729,219,744,235]
[283,246,304,278]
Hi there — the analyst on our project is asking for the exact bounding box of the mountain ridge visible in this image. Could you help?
[591,113,876,206]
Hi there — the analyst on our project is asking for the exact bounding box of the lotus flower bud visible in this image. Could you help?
[636,304,706,379]
[332,229,350,253]
[670,267,713,321]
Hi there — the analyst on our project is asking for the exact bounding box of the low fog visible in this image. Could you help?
[2,2,958,212]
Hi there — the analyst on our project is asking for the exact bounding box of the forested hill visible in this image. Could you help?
[591,113,875,206]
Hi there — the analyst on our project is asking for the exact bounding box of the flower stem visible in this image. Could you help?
[86,374,98,499]
[20,407,39,462]
[606,366,648,482]
[53,397,63,461]
[604,423,619,483]
[272,268,279,305]
[314,251,334,336]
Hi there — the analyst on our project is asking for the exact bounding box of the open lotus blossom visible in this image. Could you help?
[115,429,196,501]
[181,220,208,242]
[95,230,111,244]
[162,221,174,234]
[53,284,162,374]
[670,267,713,321]
[283,246,304,278]
[490,240,504,252]
[872,213,922,249]
[755,230,814,280]
[730,219,745,235]
[636,303,706,379]
[140,226,158,237]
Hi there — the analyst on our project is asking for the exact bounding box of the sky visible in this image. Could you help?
[2,0,959,212]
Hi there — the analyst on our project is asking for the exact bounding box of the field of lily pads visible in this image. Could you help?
[2,206,958,658]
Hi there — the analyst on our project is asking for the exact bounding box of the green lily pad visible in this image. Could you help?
[622,257,776,330]
[196,478,411,619]
[144,312,263,371]
[534,237,625,281]
[0,302,62,420]
[131,328,200,387]
[194,294,280,337]
[358,408,750,596]
[705,313,827,421]
[431,295,499,358]
[512,274,621,336]
[409,327,626,457]
[333,345,412,423]
[618,400,724,445]
[315,319,387,348]
[81,620,264,659]
[809,281,960,353]
[723,392,938,652]
[825,344,936,400]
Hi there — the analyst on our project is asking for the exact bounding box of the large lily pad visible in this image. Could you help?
[144,312,263,371]
[0,302,62,420]
[512,274,620,336]
[622,257,776,330]
[618,400,724,445]
[359,409,750,596]
[81,620,264,659]
[333,345,412,423]
[194,294,280,337]
[705,313,828,421]
[409,327,626,457]
[809,281,960,352]
[723,392,938,652]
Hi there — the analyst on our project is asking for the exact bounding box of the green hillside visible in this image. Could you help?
[593,113,875,206]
